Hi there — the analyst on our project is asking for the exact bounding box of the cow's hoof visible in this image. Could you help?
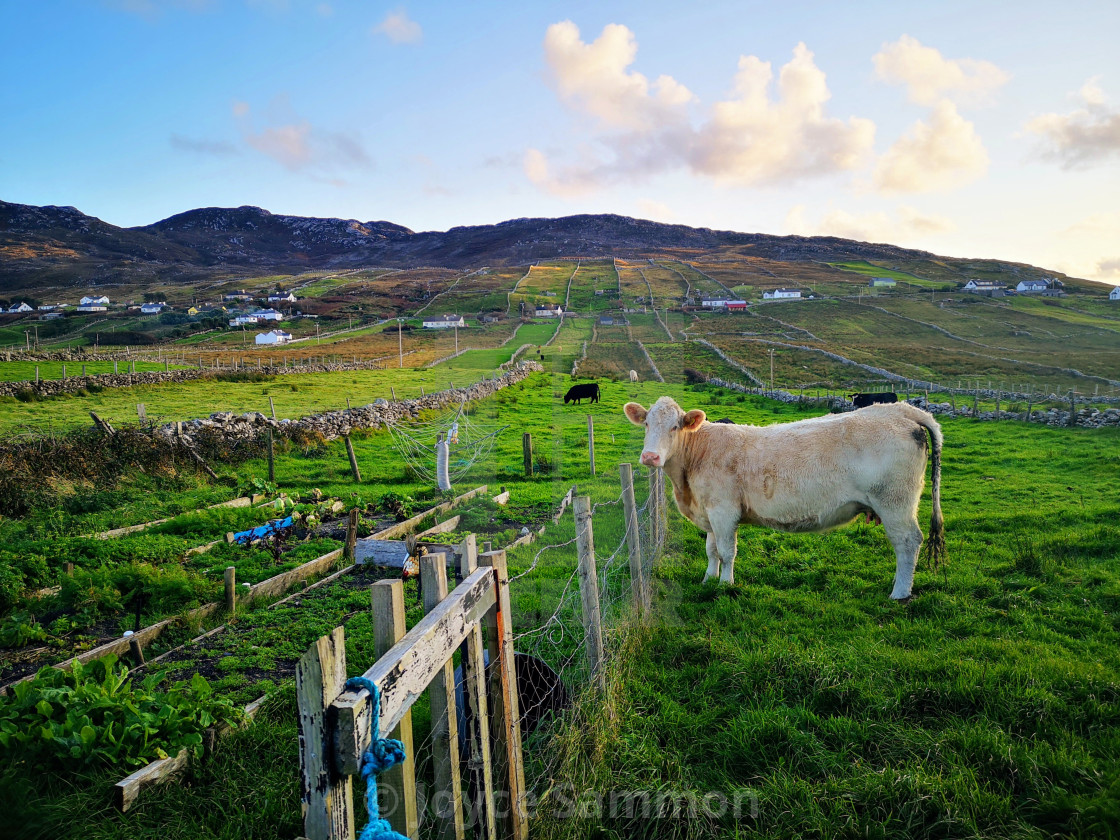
[889,592,912,603]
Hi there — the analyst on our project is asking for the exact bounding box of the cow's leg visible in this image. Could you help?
[709,513,739,585]
[703,532,720,582]
[882,512,923,599]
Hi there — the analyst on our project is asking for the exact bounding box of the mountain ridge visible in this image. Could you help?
[0,199,1071,290]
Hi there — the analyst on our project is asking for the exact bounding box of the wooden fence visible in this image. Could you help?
[295,465,660,839]
[297,539,527,840]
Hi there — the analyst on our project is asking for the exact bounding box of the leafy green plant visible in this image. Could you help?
[0,655,244,770]
[0,611,47,647]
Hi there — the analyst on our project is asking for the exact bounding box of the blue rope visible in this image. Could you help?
[344,676,409,840]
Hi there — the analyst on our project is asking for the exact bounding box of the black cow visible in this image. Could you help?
[851,391,899,408]
[714,418,735,424]
[564,383,600,405]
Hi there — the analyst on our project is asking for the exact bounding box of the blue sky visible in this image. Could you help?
[2,1,1118,282]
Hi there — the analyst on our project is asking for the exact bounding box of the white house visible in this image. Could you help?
[423,314,466,329]
[1110,286,1120,301]
[140,303,165,315]
[8,302,33,313]
[1016,279,1050,293]
[77,303,107,312]
[255,329,293,345]
[962,280,1006,298]
[700,294,748,308]
[229,314,259,327]
[268,292,298,303]
[762,289,802,300]
[80,295,110,306]
[534,304,564,318]
[250,308,285,322]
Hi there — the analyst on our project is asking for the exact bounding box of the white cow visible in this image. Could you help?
[629,369,639,382]
[624,397,944,599]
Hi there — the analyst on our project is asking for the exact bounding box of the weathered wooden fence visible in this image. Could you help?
[297,539,528,840]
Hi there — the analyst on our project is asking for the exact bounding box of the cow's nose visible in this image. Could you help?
[640,451,660,466]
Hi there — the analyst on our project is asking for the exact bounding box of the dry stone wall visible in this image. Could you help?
[154,361,544,445]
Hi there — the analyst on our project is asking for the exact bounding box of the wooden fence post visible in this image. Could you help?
[269,396,276,420]
[297,626,354,840]
[267,430,275,483]
[457,536,497,840]
[620,464,648,616]
[587,415,595,477]
[421,554,466,840]
[573,497,605,687]
[522,433,533,477]
[1026,392,1034,421]
[344,509,358,562]
[479,550,528,840]
[224,566,236,613]
[344,435,362,483]
[371,581,419,837]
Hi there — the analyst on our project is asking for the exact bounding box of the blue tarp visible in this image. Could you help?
[232,516,293,544]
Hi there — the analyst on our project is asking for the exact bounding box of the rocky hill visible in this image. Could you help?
[0,199,1070,290]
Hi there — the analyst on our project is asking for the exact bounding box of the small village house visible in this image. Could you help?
[7,302,33,313]
[268,292,298,303]
[762,288,802,300]
[255,329,293,345]
[1015,279,1050,293]
[140,303,165,314]
[1110,286,1120,301]
[80,295,110,306]
[229,314,260,327]
[962,279,1006,297]
[700,294,748,308]
[250,308,285,322]
[422,314,466,329]
[534,303,564,318]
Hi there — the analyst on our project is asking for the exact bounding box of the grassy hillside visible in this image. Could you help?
[1,369,1117,838]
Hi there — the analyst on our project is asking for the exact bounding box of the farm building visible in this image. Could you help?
[422,314,465,329]
[962,279,1006,297]
[7,302,33,312]
[250,308,284,322]
[763,288,802,300]
[869,276,897,287]
[534,303,564,318]
[255,329,293,345]
[700,294,748,308]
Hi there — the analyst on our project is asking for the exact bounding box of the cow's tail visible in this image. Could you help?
[904,405,946,568]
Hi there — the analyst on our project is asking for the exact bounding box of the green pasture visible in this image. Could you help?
[0,360,193,382]
[829,260,942,289]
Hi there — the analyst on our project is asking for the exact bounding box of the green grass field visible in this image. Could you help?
[1,367,1117,838]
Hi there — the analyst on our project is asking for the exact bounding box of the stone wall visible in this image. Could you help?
[154,361,544,445]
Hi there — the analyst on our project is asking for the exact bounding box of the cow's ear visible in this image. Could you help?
[682,409,706,431]
[623,402,647,425]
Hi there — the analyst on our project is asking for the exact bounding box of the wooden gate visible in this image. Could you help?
[297,538,528,840]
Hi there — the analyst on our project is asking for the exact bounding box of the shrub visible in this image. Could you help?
[0,656,243,770]
[683,368,707,385]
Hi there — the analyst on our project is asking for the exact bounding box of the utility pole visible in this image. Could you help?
[316,322,320,345]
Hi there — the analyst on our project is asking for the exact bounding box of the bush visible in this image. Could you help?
[0,656,243,770]
[683,368,707,385]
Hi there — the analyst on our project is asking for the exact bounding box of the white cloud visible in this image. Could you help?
[636,199,675,222]
[533,24,875,194]
[170,134,238,156]
[543,21,694,132]
[373,9,422,44]
[690,43,875,185]
[873,99,988,192]
[1097,257,1120,277]
[1025,78,1120,168]
[873,35,1009,106]
[234,101,370,173]
[785,204,955,245]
